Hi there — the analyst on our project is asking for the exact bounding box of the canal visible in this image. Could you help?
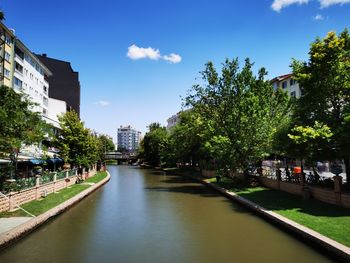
[0,165,335,263]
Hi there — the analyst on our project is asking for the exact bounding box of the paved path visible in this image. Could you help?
[0,217,32,235]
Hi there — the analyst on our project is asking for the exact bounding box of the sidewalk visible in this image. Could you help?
[0,217,31,235]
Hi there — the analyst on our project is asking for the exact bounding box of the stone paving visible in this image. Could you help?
[0,217,32,235]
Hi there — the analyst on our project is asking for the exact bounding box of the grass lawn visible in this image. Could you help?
[0,171,107,218]
[210,177,350,247]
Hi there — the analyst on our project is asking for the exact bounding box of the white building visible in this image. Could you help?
[117,126,141,152]
[270,73,302,98]
[13,39,52,117]
[13,40,67,129]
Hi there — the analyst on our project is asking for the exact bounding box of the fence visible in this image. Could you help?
[0,168,90,213]
[257,171,350,209]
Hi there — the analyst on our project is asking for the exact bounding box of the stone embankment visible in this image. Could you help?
[0,171,111,250]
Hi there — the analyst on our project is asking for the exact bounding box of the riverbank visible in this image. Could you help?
[0,170,111,250]
[164,168,350,262]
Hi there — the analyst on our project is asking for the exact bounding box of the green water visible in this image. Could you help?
[0,165,336,263]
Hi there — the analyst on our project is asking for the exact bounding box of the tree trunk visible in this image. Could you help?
[344,157,350,185]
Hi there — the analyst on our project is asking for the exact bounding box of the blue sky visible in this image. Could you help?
[1,0,350,140]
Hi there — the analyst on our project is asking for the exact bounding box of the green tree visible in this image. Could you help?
[96,134,115,161]
[56,111,98,168]
[139,123,168,166]
[0,85,51,176]
[291,29,350,181]
[168,109,209,166]
[287,121,333,171]
[186,58,291,175]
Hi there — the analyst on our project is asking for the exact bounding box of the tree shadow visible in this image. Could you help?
[236,188,350,217]
[144,184,221,198]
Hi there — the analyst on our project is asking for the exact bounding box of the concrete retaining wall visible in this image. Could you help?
[0,170,110,250]
[0,169,96,212]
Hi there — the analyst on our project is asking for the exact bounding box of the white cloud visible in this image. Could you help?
[127,44,182,64]
[271,0,309,12]
[313,14,324,20]
[127,44,161,60]
[319,0,350,8]
[93,100,110,107]
[163,53,182,64]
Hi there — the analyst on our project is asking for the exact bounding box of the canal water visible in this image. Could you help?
[0,165,335,263]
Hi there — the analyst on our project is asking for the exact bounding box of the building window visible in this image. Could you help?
[43,97,48,106]
[43,86,48,94]
[15,61,23,74]
[5,36,12,45]
[4,51,11,62]
[290,91,296,98]
[290,79,296,86]
[282,81,287,89]
[43,108,48,116]
[4,69,10,78]
[14,77,23,88]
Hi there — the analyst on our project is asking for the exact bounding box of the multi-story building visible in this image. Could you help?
[167,112,181,130]
[117,126,141,152]
[270,73,302,98]
[0,22,15,88]
[13,39,52,116]
[36,54,81,117]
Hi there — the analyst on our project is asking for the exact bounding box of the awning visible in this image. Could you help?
[46,157,64,164]
[29,158,45,165]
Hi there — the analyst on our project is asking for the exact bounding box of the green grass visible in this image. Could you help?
[85,171,107,183]
[212,177,350,247]
[0,171,107,218]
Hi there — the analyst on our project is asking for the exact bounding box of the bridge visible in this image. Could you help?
[104,151,138,165]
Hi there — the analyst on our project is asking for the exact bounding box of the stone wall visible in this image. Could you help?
[0,168,96,212]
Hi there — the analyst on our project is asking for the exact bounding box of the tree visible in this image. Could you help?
[96,134,115,162]
[186,58,291,175]
[139,123,168,166]
[168,109,208,166]
[287,121,333,171]
[56,111,99,168]
[0,85,51,176]
[291,29,350,182]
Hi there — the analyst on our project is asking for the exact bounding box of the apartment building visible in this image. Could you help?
[13,39,52,116]
[0,22,15,87]
[117,126,141,152]
[270,73,302,98]
[36,54,81,117]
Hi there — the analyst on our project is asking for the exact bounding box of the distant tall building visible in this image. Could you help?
[117,126,141,152]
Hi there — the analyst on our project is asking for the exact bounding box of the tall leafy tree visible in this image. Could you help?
[186,58,291,175]
[168,109,209,166]
[0,85,51,175]
[139,123,168,166]
[96,134,115,162]
[56,111,99,168]
[291,29,350,182]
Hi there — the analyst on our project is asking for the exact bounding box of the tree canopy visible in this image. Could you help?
[185,58,291,174]
[291,29,350,180]
[0,85,50,166]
